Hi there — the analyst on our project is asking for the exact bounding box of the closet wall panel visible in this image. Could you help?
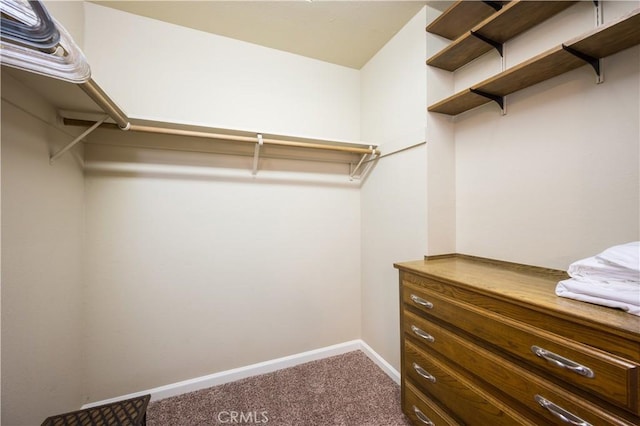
[1,75,85,425]
[83,143,362,402]
[360,7,427,373]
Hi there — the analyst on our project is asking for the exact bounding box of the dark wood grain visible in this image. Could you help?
[405,340,540,425]
[396,255,640,425]
[566,8,640,58]
[427,8,640,115]
[426,0,505,40]
[405,315,637,425]
[427,1,577,72]
[404,381,460,426]
[402,282,638,413]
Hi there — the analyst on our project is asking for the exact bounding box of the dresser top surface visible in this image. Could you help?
[395,254,640,338]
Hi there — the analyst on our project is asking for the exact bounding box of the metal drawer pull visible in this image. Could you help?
[413,362,437,383]
[410,294,433,309]
[412,405,435,425]
[531,346,595,378]
[411,325,435,343]
[535,395,592,426]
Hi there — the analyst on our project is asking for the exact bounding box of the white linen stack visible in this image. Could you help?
[555,241,640,315]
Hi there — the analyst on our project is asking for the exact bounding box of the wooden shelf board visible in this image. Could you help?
[565,8,640,58]
[427,34,493,71]
[428,47,585,116]
[428,89,492,115]
[478,1,576,44]
[428,8,640,116]
[427,1,577,72]
[477,46,585,96]
[426,1,507,40]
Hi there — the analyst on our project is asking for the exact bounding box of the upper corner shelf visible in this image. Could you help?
[427,1,577,72]
[426,1,510,40]
[428,8,640,116]
[565,7,640,58]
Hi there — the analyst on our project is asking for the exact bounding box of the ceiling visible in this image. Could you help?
[91,1,451,69]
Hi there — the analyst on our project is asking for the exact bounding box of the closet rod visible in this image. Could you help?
[63,119,380,156]
[79,79,130,130]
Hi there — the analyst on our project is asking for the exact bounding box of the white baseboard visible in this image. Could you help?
[358,340,401,385]
[82,339,399,409]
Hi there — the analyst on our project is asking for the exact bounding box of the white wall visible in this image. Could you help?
[78,3,364,402]
[360,7,427,372]
[82,142,361,402]
[1,73,85,425]
[82,3,361,143]
[425,4,456,255]
[448,1,640,269]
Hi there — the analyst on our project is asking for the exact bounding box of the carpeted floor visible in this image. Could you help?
[147,350,412,425]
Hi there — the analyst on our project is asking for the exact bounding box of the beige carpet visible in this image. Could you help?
[147,350,411,425]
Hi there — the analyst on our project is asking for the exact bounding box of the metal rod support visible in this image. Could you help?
[79,79,130,129]
[358,158,376,182]
[252,134,263,176]
[50,115,109,163]
[349,146,377,180]
[362,141,426,164]
[350,153,368,180]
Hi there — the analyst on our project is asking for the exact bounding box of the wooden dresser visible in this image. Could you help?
[394,254,640,426]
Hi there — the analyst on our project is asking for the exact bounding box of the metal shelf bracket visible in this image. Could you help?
[471,31,503,57]
[471,89,506,115]
[562,44,603,84]
[483,1,503,12]
[50,115,109,164]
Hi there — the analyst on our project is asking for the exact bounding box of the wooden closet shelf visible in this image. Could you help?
[427,1,577,72]
[426,0,509,41]
[566,7,640,58]
[62,118,381,156]
[428,8,640,116]
[429,47,586,115]
[427,35,494,73]
[482,47,586,94]
[3,67,380,177]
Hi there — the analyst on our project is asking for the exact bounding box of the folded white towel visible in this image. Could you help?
[595,241,640,271]
[556,278,640,316]
[568,255,640,284]
[566,241,640,286]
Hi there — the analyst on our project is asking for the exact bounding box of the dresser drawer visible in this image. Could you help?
[405,339,539,425]
[404,310,639,426]
[404,381,460,426]
[403,281,640,413]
